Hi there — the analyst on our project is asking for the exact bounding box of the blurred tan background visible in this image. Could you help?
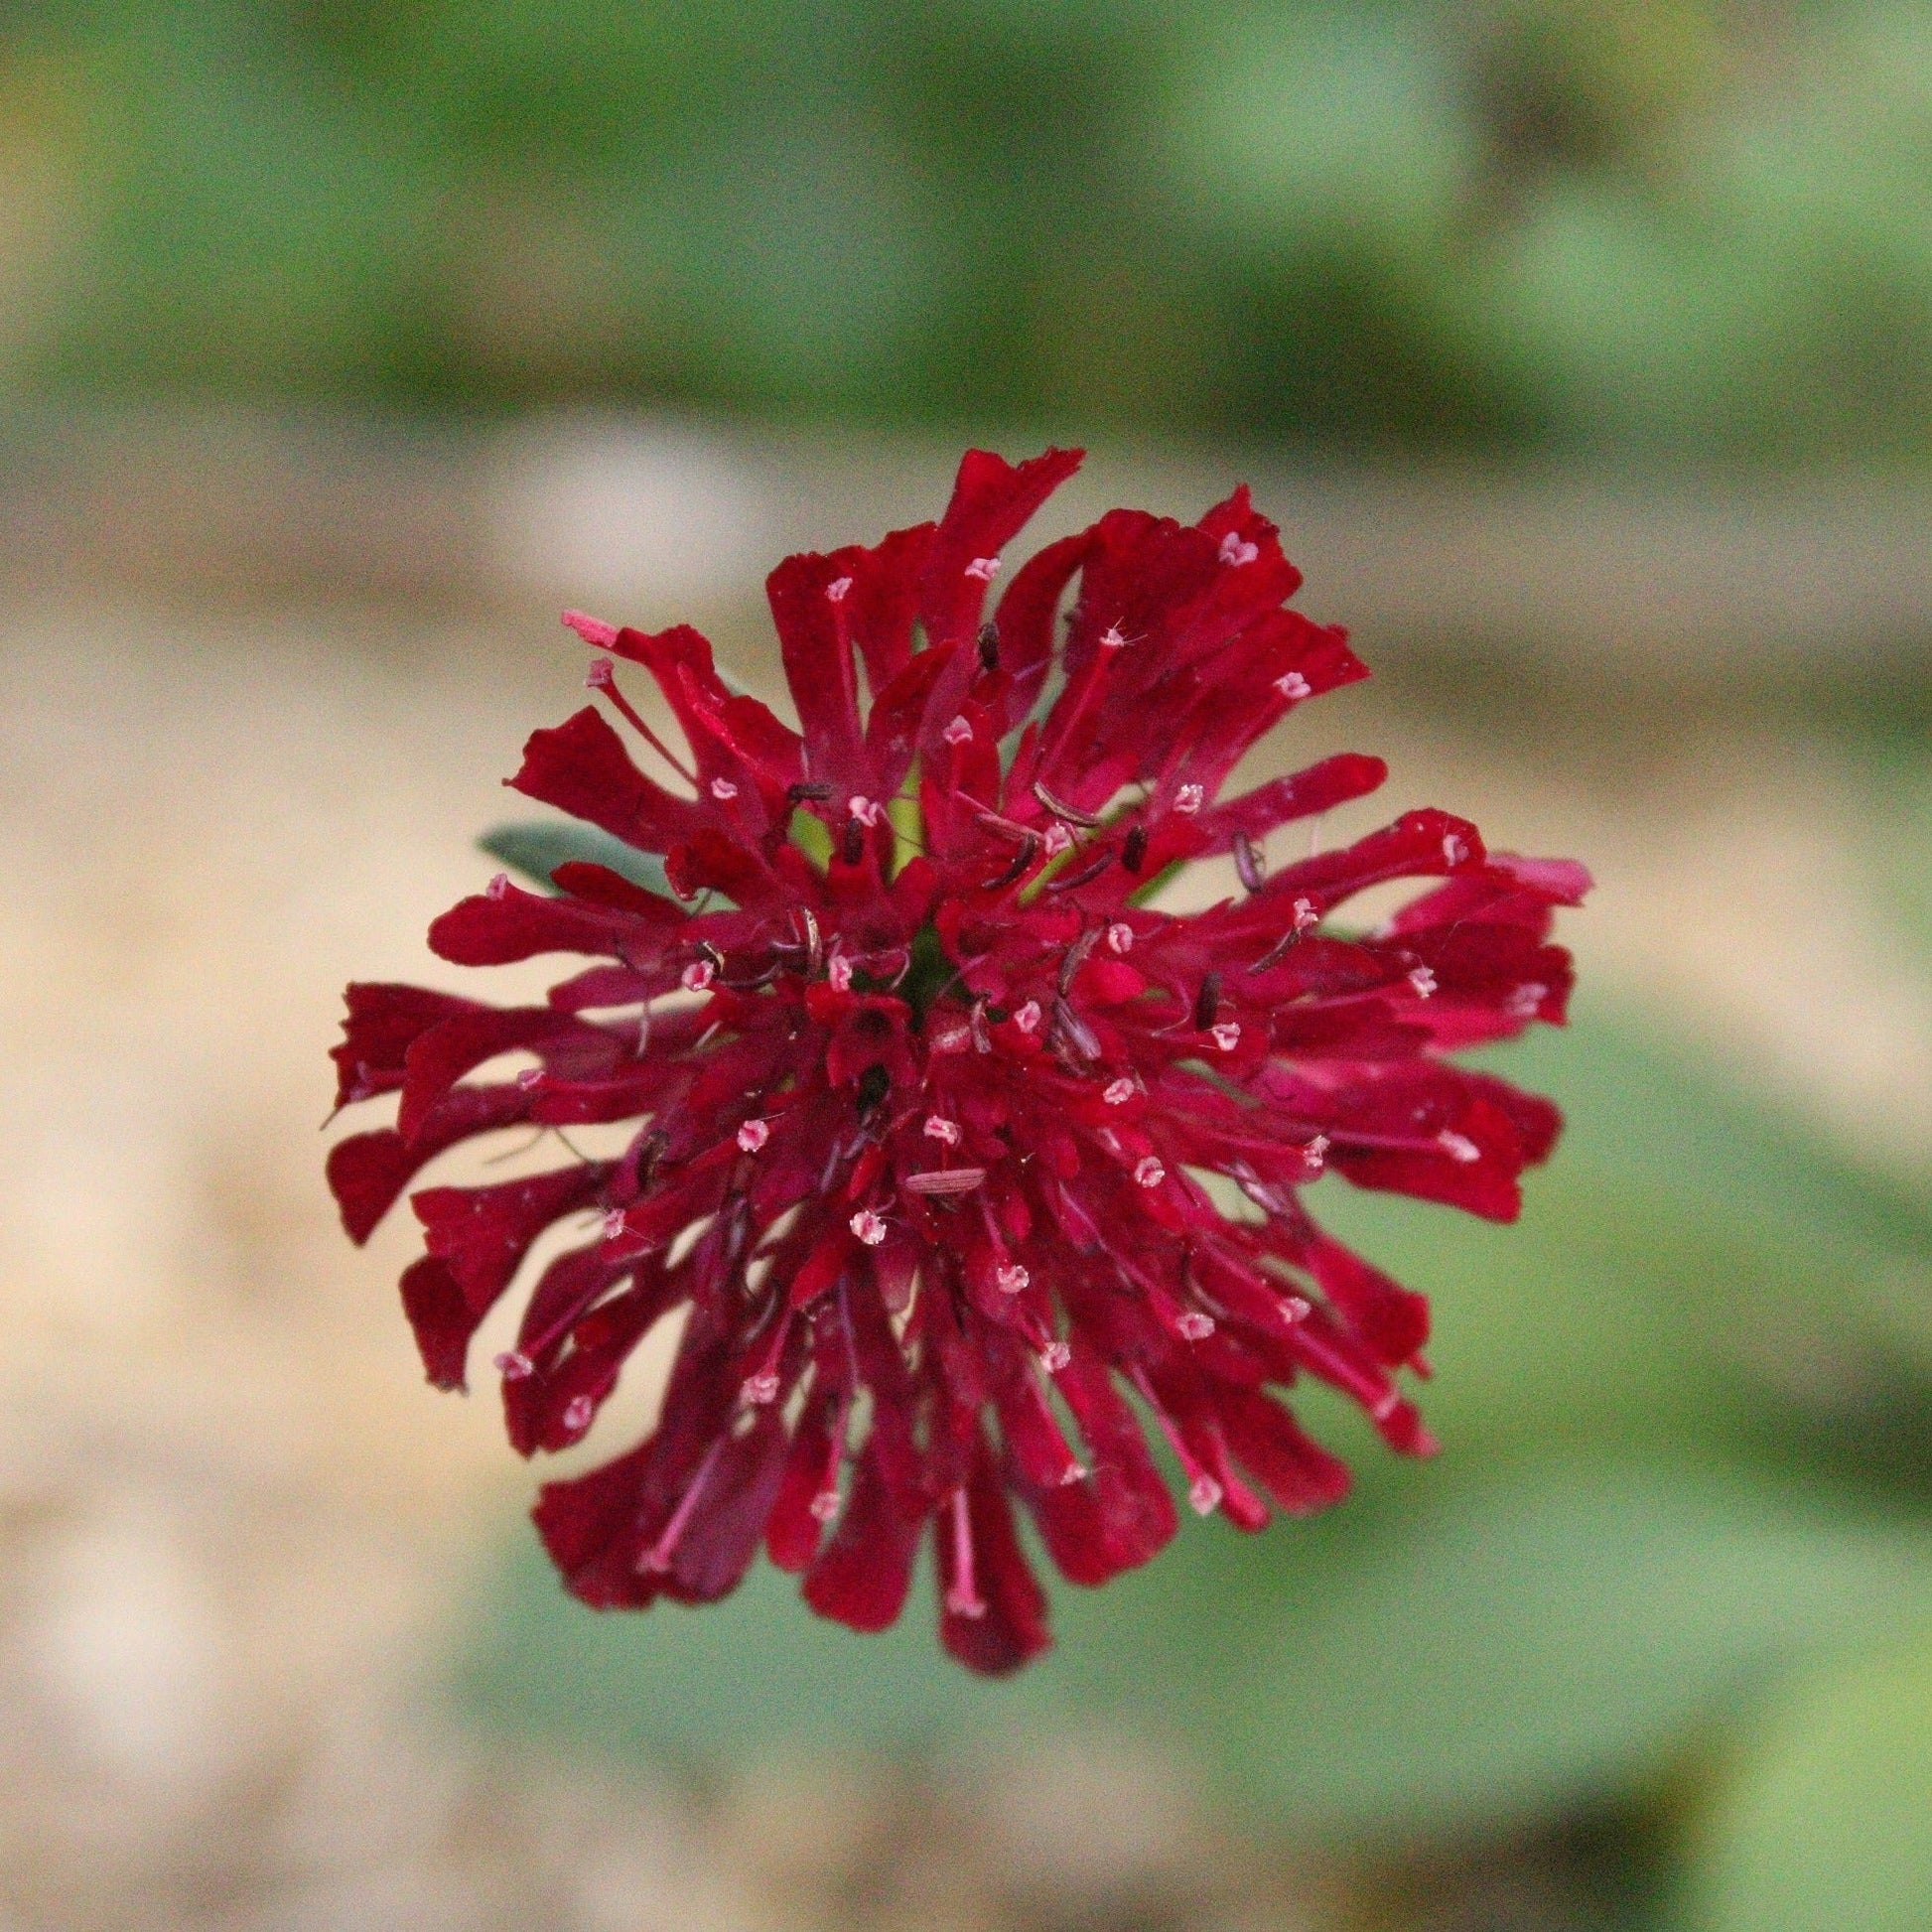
[5,7,1932,1930]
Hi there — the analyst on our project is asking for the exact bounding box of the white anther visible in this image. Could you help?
[493,1350,534,1381]
[737,1118,770,1154]
[1210,1021,1242,1051]
[1173,783,1204,814]
[1039,1340,1071,1373]
[1176,1311,1215,1340]
[1443,833,1467,866]
[602,1208,627,1239]
[933,1026,972,1053]
[850,1209,888,1246]
[1041,822,1073,856]
[826,576,853,603]
[943,715,973,746]
[996,1264,1030,1295]
[1219,532,1259,567]
[562,1395,595,1433]
[1135,1156,1166,1188]
[1438,1130,1481,1164]
[1100,624,1130,650]
[1293,897,1318,931]
[1188,1473,1224,1514]
[1014,1000,1042,1035]
[709,775,739,801]
[741,1371,780,1406]
[1408,967,1438,999]
[924,1115,962,1145]
[1507,981,1548,1019]
[1106,921,1134,954]
[828,954,854,993]
[1103,1077,1137,1106]
[849,795,885,827]
[681,960,716,992]
[486,871,511,899]
[964,556,1001,582]
[1274,670,1311,701]
[809,1488,842,1522]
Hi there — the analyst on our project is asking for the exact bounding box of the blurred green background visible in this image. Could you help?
[5,0,1932,461]
[4,4,1932,1930]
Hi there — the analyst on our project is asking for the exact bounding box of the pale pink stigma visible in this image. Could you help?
[1103,1077,1136,1106]
[1275,670,1311,700]
[737,1118,770,1154]
[809,1488,842,1523]
[996,1263,1030,1295]
[601,1208,627,1239]
[493,1349,534,1381]
[1173,783,1204,814]
[709,775,739,801]
[1106,921,1134,954]
[1507,981,1548,1018]
[850,1209,888,1246]
[1188,1473,1224,1515]
[1041,822,1073,856]
[1280,1295,1312,1323]
[1135,1156,1166,1187]
[924,1115,962,1145]
[849,795,885,827]
[741,1370,780,1406]
[1210,1021,1242,1050]
[681,960,716,992]
[562,1394,595,1433]
[1218,532,1259,567]
[943,715,973,746]
[515,1066,545,1090]
[1408,967,1438,999]
[1014,1000,1042,1035]
[828,953,854,992]
[826,576,853,603]
[964,556,1001,582]
[1437,1130,1481,1164]
[1294,897,1319,930]
[1176,1311,1215,1340]
[1100,624,1130,650]
[932,1026,971,1053]
[1443,833,1467,865]
[486,871,511,899]
[1039,1340,1071,1373]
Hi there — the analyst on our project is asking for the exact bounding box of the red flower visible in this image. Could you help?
[329,449,1587,1675]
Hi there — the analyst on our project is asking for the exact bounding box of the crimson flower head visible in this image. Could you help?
[329,449,1586,1675]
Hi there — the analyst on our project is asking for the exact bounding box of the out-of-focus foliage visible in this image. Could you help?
[459,1015,1932,1914]
[5,0,1932,460]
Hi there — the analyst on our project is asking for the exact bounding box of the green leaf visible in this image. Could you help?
[479,820,676,900]
[1682,1630,1932,1932]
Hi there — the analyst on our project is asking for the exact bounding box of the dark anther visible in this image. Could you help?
[1058,926,1101,995]
[787,780,835,803]
[1122,824,1148,875]
[855,1062,892,1117]
[696,939,726,970]
[1033,779,1102,828]
[1051,996,1101,1061]
[1233,832,1266,894]
[982,834,1038,891]
[977,621,1000,672]
[1192,971,1222,1033]
[841,815,866,867]
[1247,927,1301,974]
[1045,848,1116,893]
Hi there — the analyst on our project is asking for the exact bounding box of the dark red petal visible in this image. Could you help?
[920,447,1084,651]
[1216,1387,1351,1515]
[429,877,679,967]
[332,983,483,1108]
[399,1255,475,1391]
[1194,753,1388,845]
[1300,1231,1431,1366]
[802,1442,922,1633]
[1042,1350,1178,1584]
[531,1437,662,1609]
[327,1083,527,1244]
[660,1411,790,1602]
[398,1006,618,1141]
[938,1456,1051,1677]
[991,529,1090,731]
[412,1162,607,1317]
[765,1400,836,1574]
[508,706,707,853]
[766,550,871,797]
